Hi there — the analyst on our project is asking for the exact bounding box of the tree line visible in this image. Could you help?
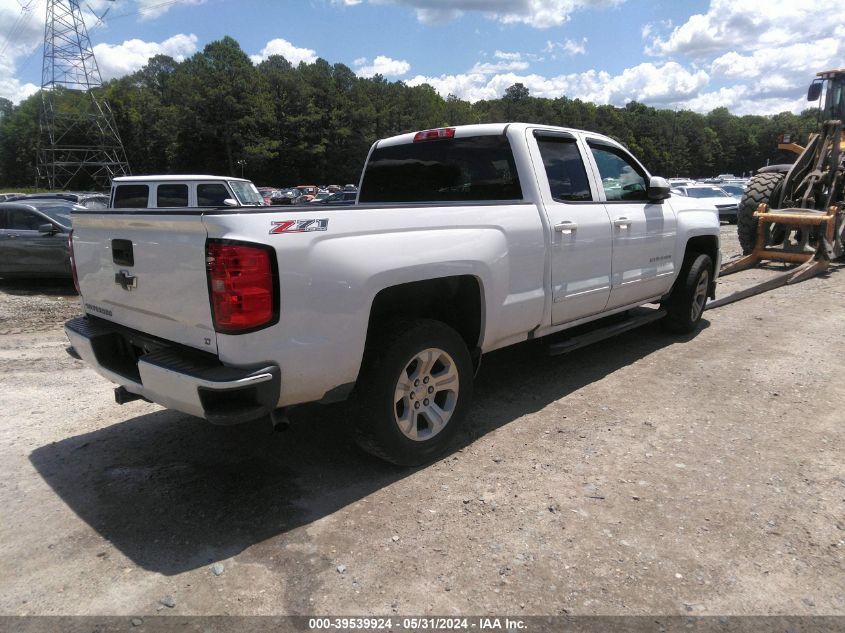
[0,36,822,190]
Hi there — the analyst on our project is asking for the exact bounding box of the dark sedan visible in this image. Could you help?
[0,200,80,278]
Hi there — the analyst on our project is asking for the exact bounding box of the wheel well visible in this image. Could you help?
[366,276,483,353]
[684,235,719,297]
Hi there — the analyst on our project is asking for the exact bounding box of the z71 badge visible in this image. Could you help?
[270,219,329,234]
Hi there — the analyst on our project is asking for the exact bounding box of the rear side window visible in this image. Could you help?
[536,135,592,202]
[197,184,230,207]
[7,209,42,230]
[156,184,189,207]
[359,134,522,203]
[113,185,149,208]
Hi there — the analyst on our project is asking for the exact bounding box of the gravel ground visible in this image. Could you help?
[0,226,843,617]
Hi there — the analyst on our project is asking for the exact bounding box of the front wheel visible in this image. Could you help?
[661,253,712,334]
[354,319,473,466]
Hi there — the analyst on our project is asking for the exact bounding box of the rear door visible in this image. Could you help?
[528,130,613,325]
[585,139,677,310]
[4,207,68,275]
[72,211,218,354]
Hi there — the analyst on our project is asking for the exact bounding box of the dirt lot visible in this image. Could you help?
[0,225,843,617]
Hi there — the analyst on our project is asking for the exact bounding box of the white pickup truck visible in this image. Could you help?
[66,123,720,465]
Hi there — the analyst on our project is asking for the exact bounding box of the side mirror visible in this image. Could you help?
[647,176,671,202]
[38,223,58,235]
[222,198,239,207]
[807,79,823,102]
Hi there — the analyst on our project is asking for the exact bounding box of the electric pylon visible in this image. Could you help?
[37,0,130,190]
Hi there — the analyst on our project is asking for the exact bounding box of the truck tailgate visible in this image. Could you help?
[72,212,217,354]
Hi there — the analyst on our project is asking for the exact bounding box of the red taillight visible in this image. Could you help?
[206,241,277,333]
[68,230,80,293]
[413,127,456,142]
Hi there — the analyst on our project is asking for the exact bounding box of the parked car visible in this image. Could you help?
[311,191,356,206]
[310,191,333,203]
[672,184,738,223]
[718,183,747,199]
[296,185,319,202]
[272,188,305,205]
[667,178,695,187]
[257,187,277,205]
[17,192,108,209]
[110,175,264,208]
[0,193,26,202]
[0,200,78,278]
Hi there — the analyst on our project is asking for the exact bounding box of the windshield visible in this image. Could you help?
[229,180,263,205]
[35,204,74,227]
[686,187,729,199]
[823,76,845,121]
[720,185,745,196]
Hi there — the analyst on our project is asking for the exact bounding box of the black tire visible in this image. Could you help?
[353,319,473,466]
[737,172,784,254]
[661,253,712,334]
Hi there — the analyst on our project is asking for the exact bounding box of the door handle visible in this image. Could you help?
[554,221,578,234]
[613,217,631,229]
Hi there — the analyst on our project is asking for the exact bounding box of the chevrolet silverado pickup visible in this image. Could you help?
[65,123,721,465]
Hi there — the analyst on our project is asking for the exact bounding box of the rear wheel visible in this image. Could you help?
[661,253,712,334]
[354,319,473,466]
[737,172,784,254]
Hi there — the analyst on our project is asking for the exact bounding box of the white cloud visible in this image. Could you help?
[545,37,587,56]
[494,51,523,61]
[354,55,411,78]
[645,0,845,58]
[407,60,711,108]
[93,34,198,81]
[136,0,206,21]
[470,60,530,74]
[639,0,845,113]
[0,0,50,101]
[345,0,627,28]
[250,39,319,66]
[0,70,39,104]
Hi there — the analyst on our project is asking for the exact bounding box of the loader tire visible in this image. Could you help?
[737,172,784,254]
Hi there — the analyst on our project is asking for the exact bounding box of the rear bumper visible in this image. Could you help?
[65,316,281,425]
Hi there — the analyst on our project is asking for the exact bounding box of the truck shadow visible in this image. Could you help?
[29,320,708,575]
[0,277,77,297]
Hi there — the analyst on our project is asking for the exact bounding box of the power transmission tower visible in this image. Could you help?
[37,0,130,190]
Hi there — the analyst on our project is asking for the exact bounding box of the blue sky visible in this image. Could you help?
[2,0,843,115]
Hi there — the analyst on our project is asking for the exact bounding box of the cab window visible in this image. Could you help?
[156,184,189,207]
[197,184,230,207]
[536,135,592,202]
[113,185,149,208]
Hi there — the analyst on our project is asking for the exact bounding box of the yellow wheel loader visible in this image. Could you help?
[711,69,845,308]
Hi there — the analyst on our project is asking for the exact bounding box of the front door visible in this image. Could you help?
[586,141,677,310]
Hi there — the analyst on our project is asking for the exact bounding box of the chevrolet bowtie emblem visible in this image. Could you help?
[114,270,137,291]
